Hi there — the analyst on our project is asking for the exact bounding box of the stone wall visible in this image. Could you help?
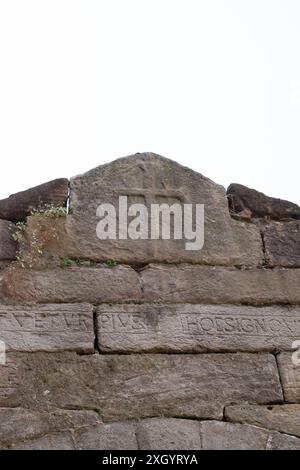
[0,152,299,450]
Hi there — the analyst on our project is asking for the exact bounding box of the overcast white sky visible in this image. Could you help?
[0,0,299,204]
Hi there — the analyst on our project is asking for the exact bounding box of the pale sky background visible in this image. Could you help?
[0,0,299,204]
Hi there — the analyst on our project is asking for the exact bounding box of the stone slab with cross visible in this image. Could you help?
[41,153,263,265]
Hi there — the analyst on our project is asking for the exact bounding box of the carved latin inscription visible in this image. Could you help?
[0,357,19,403]
[0,304,94,352]
[97,304,300,353]
[179,314,300,337]
[0,311,91,331]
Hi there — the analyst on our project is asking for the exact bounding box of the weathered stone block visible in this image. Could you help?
[12,432,75,450]
[200,421,300,450]
[0,407,101,446]
[141,265,300,304]
[1,265,141,303]
[266,432,300,450]
[0,220,17,260]
[0,408,102,449]
[225,404,300,437]
[277,353,300,402]
[5,416,137,450]
[0,353,282,419]
[0,407,52,445]
[200,421,269,450]
[227,183,300,220]
[136,418,201,450]
[97,304,300,353]
[0,178,69,222]
[74,422,138,450]
[264,221,300,267]
[42,153,263,266]
[0,303,94,352]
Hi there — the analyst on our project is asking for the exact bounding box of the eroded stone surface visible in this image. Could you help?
[74,422,138,450]
[0,220,17,260]
[12,432,75,450]
[200,421,269,450]
[266,432,300,450]
[97,304,300,353]
[0,303,94,352]
[141,265,300,304]
[264,221,300,267]
[277,353,300,403]
[225,404,300,437]
[1,265,141,303]
[0,178,69,222]
[227,183,300,220]
[3,414,300,450]
[136,418,201,450]
[0,353,282,419]
[39,153,263,266]
[0,407,101,445]
[200,421,300,450]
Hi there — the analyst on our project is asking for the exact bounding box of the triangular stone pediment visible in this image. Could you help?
[60,153,263,265]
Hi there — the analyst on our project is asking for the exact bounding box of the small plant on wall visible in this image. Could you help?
[13,205,67,269]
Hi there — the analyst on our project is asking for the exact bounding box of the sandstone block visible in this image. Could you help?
[200,421,269,450]
[227,183,300,220]
[141,265,300,304]
[42,153,263,266]
[1,265,141,303]
[0,178,69,222]
[277,353,300,402]
[74,422,138,450]
[264,221,300,267]
[0,353,282,419]
[97,304,300,353]
[225,404,300,437]
[0,407,101,446]
[266,432,300,450]
[136,418,201,450]
[0,303,94,352]
[12,432,75,450]
[200,421,300,450]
